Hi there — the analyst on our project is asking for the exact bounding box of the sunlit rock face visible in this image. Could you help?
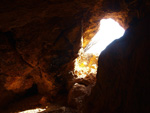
[1,0,107,111]
[0,0,150,112]
[84,16,150,113]
[74,18,125,78]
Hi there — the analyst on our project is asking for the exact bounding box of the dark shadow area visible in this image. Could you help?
[1,84,42,113]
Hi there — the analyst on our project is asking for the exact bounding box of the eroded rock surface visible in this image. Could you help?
[0,0,150,112]
[84,16,150,113]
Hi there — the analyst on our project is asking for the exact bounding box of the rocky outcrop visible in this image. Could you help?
[0,0,150,112]
[84,16,150,113]
[0,0,85,109]
[68,74,96,109]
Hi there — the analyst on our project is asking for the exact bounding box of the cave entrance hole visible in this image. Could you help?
[74,18,125,78]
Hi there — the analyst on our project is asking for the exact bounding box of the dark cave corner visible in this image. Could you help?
[0,0,150,113]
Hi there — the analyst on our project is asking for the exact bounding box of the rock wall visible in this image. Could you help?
[0,0,150,112]
[0,0,88,109]
[84,16,150,113]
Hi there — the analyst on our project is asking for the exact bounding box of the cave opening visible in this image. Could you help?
[74,18,125,78]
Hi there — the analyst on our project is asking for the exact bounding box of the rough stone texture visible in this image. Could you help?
[68,74,96,109]
[68,83,89,108]
[0,0,87,109]
[82,0,148,48]
[0,0,150,112]
[84,16,150,113]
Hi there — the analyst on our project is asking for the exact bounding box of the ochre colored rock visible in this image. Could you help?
[0,0,150,112]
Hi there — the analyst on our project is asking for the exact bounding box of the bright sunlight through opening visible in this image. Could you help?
[85,18,125,55]
[74,18,125,78]
[18,108,46,113]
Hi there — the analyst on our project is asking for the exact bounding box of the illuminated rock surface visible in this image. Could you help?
[84,16,150,113]
[0,0,150,113]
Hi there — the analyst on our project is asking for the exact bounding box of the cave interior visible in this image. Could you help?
[0,0,150,113]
